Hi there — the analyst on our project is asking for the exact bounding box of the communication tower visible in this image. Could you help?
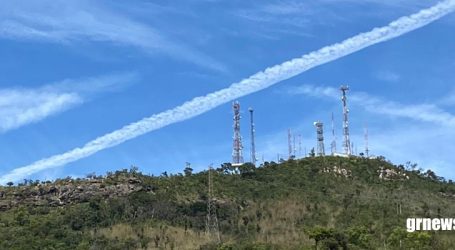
[340,85,352,155]
[288,129,294,159]
[232,101,244,165]
[298,134,302,157]
[248,108,257,166]
[314,121,325,156]
[206,165,221,243]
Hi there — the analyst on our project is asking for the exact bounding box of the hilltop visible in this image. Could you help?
[0,156,454,249]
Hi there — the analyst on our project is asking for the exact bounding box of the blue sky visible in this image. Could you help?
[0,0,454,183]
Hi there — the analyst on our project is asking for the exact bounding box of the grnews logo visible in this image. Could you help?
[407,218,455,232]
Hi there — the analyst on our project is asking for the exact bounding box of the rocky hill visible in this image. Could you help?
[0,174,151,211]
[0,156,454,249]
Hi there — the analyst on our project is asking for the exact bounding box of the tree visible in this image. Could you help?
[86,172,96,179]
[424,169,438,181]
[388,227,432,249]
[309,148,316,157]
[238,163,255,177]
[183,167,193,176]
[129,165,139,174]
[347,226,373,249]
[6,181,13,187]
[308,227,348,250]
[308,227,334,249]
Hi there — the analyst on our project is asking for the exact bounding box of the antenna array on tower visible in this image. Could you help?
[232,101,244,165]
[225,87,369,163]
[298,134,302,157]
[340,85,352,155]
[288,129,294,159]
[314,121,325,156]
[249,107,257,166]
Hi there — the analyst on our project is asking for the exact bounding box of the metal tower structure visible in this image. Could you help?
[330,112,337,155]
[232,101,244,165]
[364,123,370,157]
[206,165,221,243]
[248,107,257,166]
[298,134,302,157]
[340,85,352,155]
[293,134,297,157]
[314,121,325,156]
[288,129,294,159]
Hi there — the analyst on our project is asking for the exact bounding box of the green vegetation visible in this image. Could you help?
[0,156,454,249]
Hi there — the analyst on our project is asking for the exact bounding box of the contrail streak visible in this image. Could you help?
[2,0,455,184]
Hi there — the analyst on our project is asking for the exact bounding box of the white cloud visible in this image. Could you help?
[292,85,455,126]
[261,2,311,15]
[368,125,455,179]
[323,0,438,9]
[439,89,455,106]
[0,73,137,133]
[45,72,139,96]
[0,0,225,71]
[0,90,82,133]
[374,70,401,82]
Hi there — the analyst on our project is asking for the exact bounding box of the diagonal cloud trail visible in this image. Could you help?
[2,0,455,184]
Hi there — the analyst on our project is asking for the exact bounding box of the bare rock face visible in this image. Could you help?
[0,177,151,211]
[377,167,409,180]
[322,165,352,178]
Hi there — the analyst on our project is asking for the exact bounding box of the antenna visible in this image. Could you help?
[331,112,337,155]
[365,123,369,157]
[314,121,325,156]
[232,101,244,165]
[293,134,296,157]
[248,107,257,166]
[288,129,294,159]
[340,85,351,155]
[206,165,221,243]
[298,134,302,157]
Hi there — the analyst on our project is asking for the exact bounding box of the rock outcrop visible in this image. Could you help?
[0,176,151,211]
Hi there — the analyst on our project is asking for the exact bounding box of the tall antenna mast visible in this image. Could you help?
[340,85,352,155]
[206,165,221,243]
[248,107,257,166]
[298,134,302,157]
[288,129,294,159]
[232,101,244,165]
[314,121,325,156]
[364,123,369,157]
[330,112,337,155]
[293,134,296,157]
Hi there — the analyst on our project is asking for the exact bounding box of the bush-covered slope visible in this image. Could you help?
[0,156,454,249]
